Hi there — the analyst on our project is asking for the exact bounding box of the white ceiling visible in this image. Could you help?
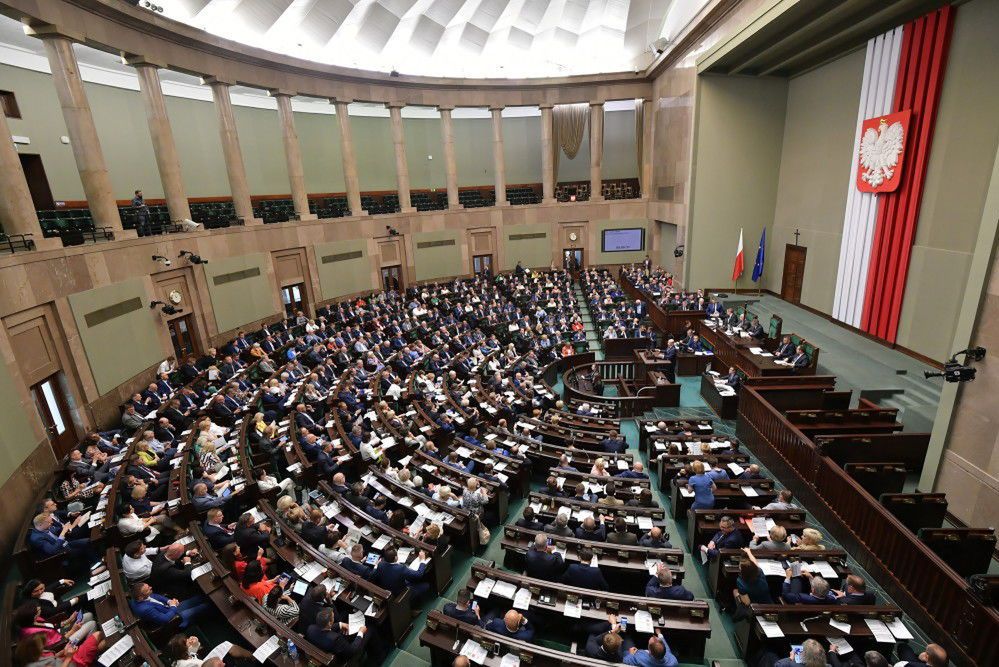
[158,0,686,78]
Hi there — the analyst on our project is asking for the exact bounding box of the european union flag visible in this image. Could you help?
[751,229,766,282]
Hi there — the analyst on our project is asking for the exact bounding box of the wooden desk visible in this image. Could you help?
[707,548,850,603]
[671,478,777,520]
[700,373,739,419]
[687,509,809,551]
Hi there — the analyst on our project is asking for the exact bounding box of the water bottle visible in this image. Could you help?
[287,640,298,661]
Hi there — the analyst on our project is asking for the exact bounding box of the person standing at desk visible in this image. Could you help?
[686,461,716,510]
[663,338,678,383]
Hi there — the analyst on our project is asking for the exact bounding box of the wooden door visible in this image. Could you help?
[167,315,198,359]
[781,244,806,303]
[19,154,55,210]
[31,374,78,459]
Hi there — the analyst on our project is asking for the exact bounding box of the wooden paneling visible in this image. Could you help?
[272,248,307,287]
[5,312,60,387]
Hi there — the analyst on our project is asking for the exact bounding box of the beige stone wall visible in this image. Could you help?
[766,48,866,311]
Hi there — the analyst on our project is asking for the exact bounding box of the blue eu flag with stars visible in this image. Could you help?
[752,229,766,282]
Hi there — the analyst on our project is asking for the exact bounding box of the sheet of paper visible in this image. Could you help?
[190,562,212,580]
[680,488,695,498]
[205,642,233,661]
[371,534,391,550]
[728,463,746,477]
[700,548,709,565]
[808,560,838,580]
[828,618,852,634]
[885,618,914,640]
[757,559,786,577]
[750,517,769,538]
[100,618,121,637]
[89,569,111,586]
[513,587,532,610]
[499,654,521,667]
[634,609,654,634]
[492,580,518,599]
[829,637,853,655]
[474,577,496,598]
[87,581,112,601]
[97,634,134,667]
[864,618,895,643]
[741,486,759,497]
[757,618,785,638]
[645,559,660,575]
[460,639,488,665]
[252,636,280,663]
[348,611,365,635]
[638,516,654,531]
[563,597,583,618]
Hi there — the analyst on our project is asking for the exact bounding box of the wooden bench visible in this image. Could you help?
[880,493,948,533]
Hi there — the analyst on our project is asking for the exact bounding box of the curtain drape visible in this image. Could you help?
[553,103,588,185]
[635,99,645,193]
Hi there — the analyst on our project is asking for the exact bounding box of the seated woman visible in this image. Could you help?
[14,630,104,667]
[264,586,300,627]
[793,527,826,551]
[20,580,80,623]
[14,601,101,655]
[240,559,286,603]
[589,458,610,477]
[219,543,269,580]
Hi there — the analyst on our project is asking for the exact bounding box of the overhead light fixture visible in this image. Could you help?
[151,254,172,267]
[149,300,181,315]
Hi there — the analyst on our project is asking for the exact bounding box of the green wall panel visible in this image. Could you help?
[203,253,279,333]
[315,239,375,299]
[413,229,463,281]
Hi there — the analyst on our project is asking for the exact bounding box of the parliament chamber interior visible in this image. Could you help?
[1,1,998,666]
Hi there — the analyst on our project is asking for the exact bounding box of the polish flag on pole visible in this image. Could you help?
[732,228,745,282]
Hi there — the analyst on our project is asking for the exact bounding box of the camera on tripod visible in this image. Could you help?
[924,346,986,383]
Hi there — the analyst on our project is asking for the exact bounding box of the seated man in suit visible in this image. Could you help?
[606,517,639,546]
[833,574,876,605]
[525,533,564,581]
[150,542,198,598]
[600,431,627,454]
[339,544,374,580]
[747,316,766,339]
[305,608,369,659]
[775,335,796,360]
[724,366,742,391]
[515,506,544,531]
[129,581,210,629]
[701,515,746,560]
[639,527,671,549]
[790,345,810,370]
[762,489,796,511]
[27,513,98,571]
[372,547,430,602]
[191,482,230,513]
[202,508,235,549]
[781,570,835,604]
[483,609,535,641]
[543,513,574,538]
[617,462,648,479]
[645,564,694,601]
[738,464,764,480]
[234,512,272,554]
[894,642,947,667]
[561,546,609,591]
[624,633,679,667]
[443,588,482,626]
[575,516,607,542]
[584,615,634,662]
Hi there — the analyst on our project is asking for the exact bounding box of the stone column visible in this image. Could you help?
[387,102,415,213]
[439,106,460,210]
[332,99,365,216]
[0,110,61,249]
[127,58,192,223]
[589,101,605,201]
[490,107,508,206]
[271,91,316,220]
[204,78,259,224]
[539,103,556,204]
[29,28,131,237]
[640,98,655,198]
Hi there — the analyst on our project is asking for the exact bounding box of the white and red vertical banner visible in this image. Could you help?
[832,6,955,344]
[732,228,744,282]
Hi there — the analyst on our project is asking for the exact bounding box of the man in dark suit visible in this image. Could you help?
[442,588,481,626]
[574,516,606,542]
[525,533,564,581]
[645,564,694,601]
[702,515,746,560]
[894,643,947,667]
[747,316,765,339]
[543,513,574,538]
[833,575,876,605]
[202,509,235,549]
[305,608,367,658]
[234,513,272,554]
[775,335,795,360]
[781,570,835,604]
[606,517,638,546]
[129,582,210,629]
[150,542,197,598]
[372,547,430,602]
[600,431,627,454]
[561,547,608,591]
[791,345,810,370]
[339,544,374,580]
[28,513,97,569]
[639,527,672,549]
[483,609,535,641]
[663,338,678,383]
[294,403,324,436]
[514,506,544,531]
[724,366,742,390]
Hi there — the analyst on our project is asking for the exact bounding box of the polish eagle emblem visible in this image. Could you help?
[856,110,911,193]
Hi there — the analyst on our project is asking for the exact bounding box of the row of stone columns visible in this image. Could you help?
[0,25,653,249]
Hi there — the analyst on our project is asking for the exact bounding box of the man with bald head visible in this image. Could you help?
[639,527,672,549]
[617,461,648,479]
[624,632,678,667]
[526,532,564,581]
[894,642,947,667]
[483,609,535,641]
[151,541,197,597]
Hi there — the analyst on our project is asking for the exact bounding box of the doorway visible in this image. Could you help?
[473,254,493,276]
[31,374,77,459]
[381,265,403,292]
[563,248,583,270]
[167,315,198,359]
[781,244,807,303]
[281,283,307,318]
[18,154,55,211]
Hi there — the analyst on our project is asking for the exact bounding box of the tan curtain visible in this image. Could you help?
[635,98,645,193]
[553,103,588,185]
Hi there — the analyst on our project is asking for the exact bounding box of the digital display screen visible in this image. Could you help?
[601,228,645,252]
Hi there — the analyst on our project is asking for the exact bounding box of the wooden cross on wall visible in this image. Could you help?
[793,228,801,246]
